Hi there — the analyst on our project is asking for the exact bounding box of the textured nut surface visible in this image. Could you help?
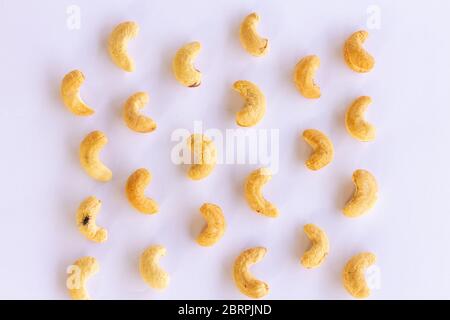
[239,13,269,57]
[196,203,226,247]
[108,21,139,72]
[293,55,321,99]
[233,80,266,127]
[76,196,107,243]
[244,168,279,218]
[302,129,334,170]
[345,96,376,142]
[343,169,378,217]
[301,224,329,269]
[342,252,376,298]
[343,30,375,73]
[126,168,159,214]
[79,131,112,182]
[123,92,157,133]
[67,256,99,300]
[60,70,94,116]
[187,134,217,180]
[139,245,169,290]
[172,42,202,87]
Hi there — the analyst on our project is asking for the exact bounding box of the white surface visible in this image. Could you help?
[0,0,449,299]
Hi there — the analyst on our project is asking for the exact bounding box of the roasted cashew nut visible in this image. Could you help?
[139,245,169,290]
[233,247,269,299]
[343,30,375,73]
[108,21,139,72]
[343,252,377,298]
[79,131,112,182]
[233,80,266,127]
[239,13,269,57]
[196,203,226,247]
[302,129,334,170]
[123,92,157,133]
[343,169,378,218]
[301,224,329,269]
[76,196,107,243]
[244,168,279,218]
[126,168,159,214]
[60,70,94,116]
[67,256,99,300]
[172,42,202,87]
[345,96,376,142]
[187,134,217,180]
[293,55,321,99]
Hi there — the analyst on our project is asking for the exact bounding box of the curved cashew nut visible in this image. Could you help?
[343,252,377,298]
[244,168,279,218]
[302,129,334,170]
[79,131,112,182]
[172,42,202,87]
[233,247,269,299]
[300,224,329,269]
[293,55,321,99]
[343,169,378,217]
[60,70,94,116]
[239,13,269,57]
[187,134,217,180]
[233,80,266,127]
[76,196,107,243]
[108,21,139,72]
[139,245,169,290]
[123,92,157,133]
[345,96,376,142]
[196,203,226,247]
[67,256,99,300]
[126,168,159,214]
[343,30,375,73]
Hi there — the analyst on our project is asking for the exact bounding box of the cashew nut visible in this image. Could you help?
[302,129,334,170]
[293,55,321,99]
[187,134,217,180]
[244,168,279,218]
[343,30,375,73]
[60,70,94,116]
[239,13,269,57]
[233,247,269,299]
[126,168,159,214]
[233,80,266,127]
[139,245,169,290]
[67,256,99,300]
[108,21,139,72]
[76,196,107,243]
[342,252,377,298]
[345,96,376,142]
[300,224,329,269]
[123,92,157,133]
[343,169,378,218]
[79,131,112,182]
[196,203,226,247]
[172,42,201,87]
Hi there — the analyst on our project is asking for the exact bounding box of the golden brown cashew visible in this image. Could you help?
[126,168,159,214]
[139,245,169,290]
[196,203,226,247]
[60,70,94,116]
[187,134,217,180]
[123,92,157,133]
[345,96,376,142]
[172,42,202,87]
[293,55,321,99]
[76,196,107,243]
[343,169,378,218]
[67,256,99,300]
[108,21,139,72]
[239,13,269,57]
[343,252,377,298]
[343,30,375,73]
[233,247,269,299]
[79,131,112,182]
[301,224,329,269]
[302,129,334,170]
[233,80,266,127]
[244,168,279,218]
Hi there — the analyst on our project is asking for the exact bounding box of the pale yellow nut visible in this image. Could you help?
[342,252,376,298]
[233,247,269,299]
[343,30,375,73]
[302,129,334,170]
[139,245,169,290]
[79,131,112,182]
[239,13,269,57]
[343,169,378,218]
[60,70,94,116]
[172,42,202,87]
[345,96,376,142]
[76,196,107,243]
[108,21,139,72]
[244,168,279,218]
[126,168,159,214]
[300,224,329,269]
[187,134,217,180]
[196,203,226,247]
[123,92,157,133]
[293,55,321,99]
[233,80,266,127]
[67,256,99,300]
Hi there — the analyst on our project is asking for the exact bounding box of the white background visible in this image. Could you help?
[0,0,449,299]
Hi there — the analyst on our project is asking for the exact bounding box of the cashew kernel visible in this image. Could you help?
[244,168,279,218]
[343,169,378,218]
[79,131,112,182]
[345,96,376,142]
[67,256,99,300]
[300,224,329,269]
[196,203,226,247]
[60,70,94,116]
[233,80,266,127]
[123,92,157,133]
[342,252,377,298]
[139,245,169,290]
[108,21,139,72]
[126,168,159,214]
[172,42,202,87]
[343,30,375,73]
[302,129,334,170]
[76,196,107,243]
[293,55,321,99]
[187,134,217,180]
[239,13,269,57]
